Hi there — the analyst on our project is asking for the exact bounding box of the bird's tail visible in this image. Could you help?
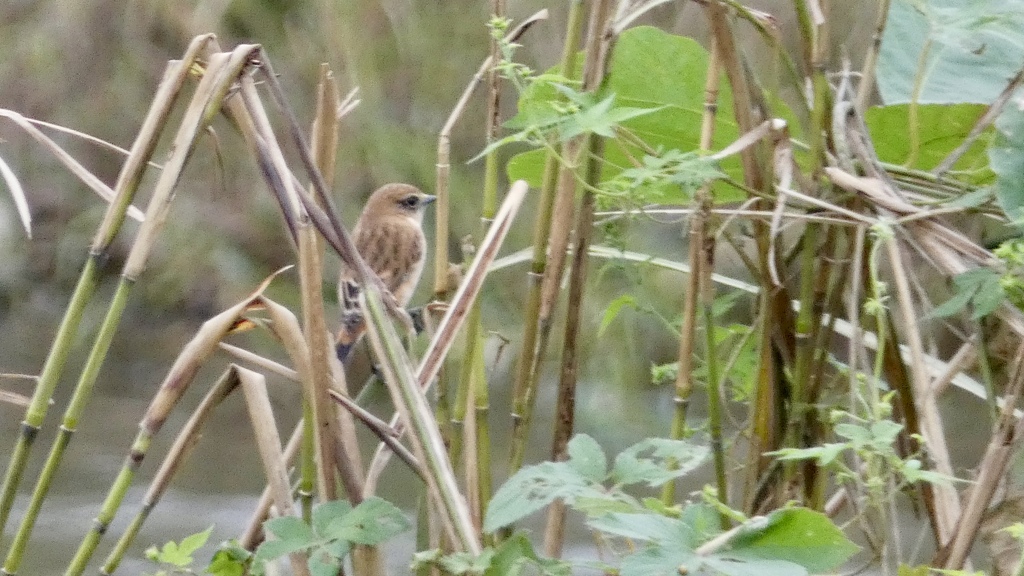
[335,310,366,362]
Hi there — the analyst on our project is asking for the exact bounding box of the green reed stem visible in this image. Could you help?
[0,255,99,534]
[508,0,585,472]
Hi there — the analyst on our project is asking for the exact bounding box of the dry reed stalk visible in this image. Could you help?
[237,367,311,576]
[64,264,285,575]
[298,63,344,506]
[669,28,722,507]
[239,423,305,550]
[363,286,481,554]
[9,46,261,576]
[941,341,1024,569]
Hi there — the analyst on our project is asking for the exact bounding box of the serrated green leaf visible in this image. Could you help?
[253,537,314,565]
[703,555,807,576]
[970,273,1006,317]
[263,516,315,544]
[834,423,871,445]
[869,419,904,446]
[157,541,190,567]
[619,546,699,576]
[323,496,410,545]
[183,525,213,553]
[992,105,1024,224]
[929,281,980,318]
[573,493,645,517]
[312,500,353,537]
[947,187,993,208]
[588,513,693,546]
[484,462,591,532]
[308,554,341,576]
[566,434,608,482]
[611,438,709,487]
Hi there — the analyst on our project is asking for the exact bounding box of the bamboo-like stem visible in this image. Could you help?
[455,0,505,539]
[298,63,342,507]
[432,9,548,299]
[885,236,960,542]
[470,333,492,541]
[0,39,209,534]
[509,0,614,474]
[663,34,722,507]
[99,369,242,574]
[787,5,830,504]
[711,0,803,515]
[507,0,586,472]
[542,156,600,557]
[7,47,255,576]
[59,264,286,576]
[230,70,369,504]
[538,0,617,552]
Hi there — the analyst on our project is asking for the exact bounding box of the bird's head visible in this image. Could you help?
[363,183,436,224]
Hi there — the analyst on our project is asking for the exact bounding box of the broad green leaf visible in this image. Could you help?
[263,516,315,543]
[599,294,637,337]
[506,26,743,203]
[566,433,608,482]
[703,555,807,576]
[878,0,1024,104]
[611,437,709,487]
[724,508,859,573]
[898,564,933,576]
[679,502,724,547]
[573,493,645,517]
[487,532,573,576]
[865,104,993,181]
[991,105,1024,223]
[969,272,1006,317]
[207,548,246,576]
[834,423,871,445]
[619,546,699,576]
[929,280,981,318]
[484,461,593,532]
[312,500,353,537]
[309,555,342,576]
[771,443,847,466]
[323,496,410,545]
[931,268,1006,318]
[253,537,315,565]
[869,419,905,447]
[156,541,191,568]
[588,513,693,546]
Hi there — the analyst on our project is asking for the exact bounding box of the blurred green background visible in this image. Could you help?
[0,1,888,572]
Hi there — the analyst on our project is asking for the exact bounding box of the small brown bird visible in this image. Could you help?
[336,183,435,360]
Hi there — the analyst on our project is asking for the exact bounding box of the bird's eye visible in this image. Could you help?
[399,195,419,209]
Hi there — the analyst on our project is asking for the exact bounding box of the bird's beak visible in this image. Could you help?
[421,195,437,205]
